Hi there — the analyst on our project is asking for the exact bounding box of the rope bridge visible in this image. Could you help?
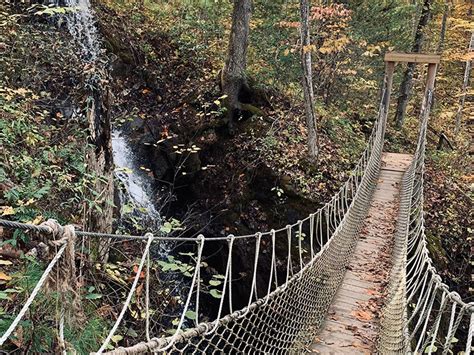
[0,54,472,354]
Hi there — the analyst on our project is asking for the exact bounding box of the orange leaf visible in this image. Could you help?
[352,310,373,321]
[0,271,12,281]
[132,265,145,279]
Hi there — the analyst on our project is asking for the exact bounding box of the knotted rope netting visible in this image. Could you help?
[91,81,391,354]
[1,65,472,353]
[377,88,474,354]
[1,76,391,353]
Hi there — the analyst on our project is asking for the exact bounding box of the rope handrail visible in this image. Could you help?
[377,87,473,354]
[0,79,389,353]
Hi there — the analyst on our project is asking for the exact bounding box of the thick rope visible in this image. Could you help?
[377,87,474,353]
[0,220,75,347]
[96,233,154,354]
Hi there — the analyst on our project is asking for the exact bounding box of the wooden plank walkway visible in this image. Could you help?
[310,152,413,354]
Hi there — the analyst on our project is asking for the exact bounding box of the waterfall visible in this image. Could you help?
[60,0,162,232]
[62,0,100,62]
[112,131,162,231]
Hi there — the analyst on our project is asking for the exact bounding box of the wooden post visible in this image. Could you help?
[415,62,438,154]
[425,63,437,93]
[382,61,396,110]
[380,61,396,138]
[419,63,438,119]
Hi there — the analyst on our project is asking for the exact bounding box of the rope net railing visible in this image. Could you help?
[377,88,474,354]
[114,82,389,354]
[0,78,392,353]
[0,62,407,354]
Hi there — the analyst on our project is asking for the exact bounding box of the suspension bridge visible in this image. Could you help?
[0,53,472,354]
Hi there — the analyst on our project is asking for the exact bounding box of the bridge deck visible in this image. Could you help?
[310,152,413,354]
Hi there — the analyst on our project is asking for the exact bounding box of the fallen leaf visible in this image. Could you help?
[1,206,15,216]
[11,326,23,348]
[352,310,373,321]
[0,272,12,281]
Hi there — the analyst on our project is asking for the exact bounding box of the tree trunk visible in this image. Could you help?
[222,0,252,131]
[454,31,474,135]
[394,0,432,129]
[436,1,450,54]
[299,0,318,160]
[431,1,450,110]
[86,79,114,262]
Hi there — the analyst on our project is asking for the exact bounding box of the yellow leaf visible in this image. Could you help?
[319,47,334,54]
[31,215,43,225]
[0,260,12,266]
[15,88,29,96]
[24,198,35,207]
[303,44,316,53]
[130,309,139,319]
[1,206,15,216]
[105,268,126,285]
[0,272,12,281]
[461,52,474,61]
[111,335,123,344]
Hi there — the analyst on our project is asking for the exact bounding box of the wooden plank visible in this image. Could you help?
[316,330,363,345]
[311,152,413,354]
[324,311,376,329]
[384,52,440,64]
[335,294,371,305]
[377,172,405,179]
[336,287,372,301]
[381,153,413,171]
[310,342,368,355]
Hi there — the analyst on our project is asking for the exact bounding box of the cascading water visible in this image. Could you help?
[60,0,162,232]
[61,0,100,62]
[112,130,162,231]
